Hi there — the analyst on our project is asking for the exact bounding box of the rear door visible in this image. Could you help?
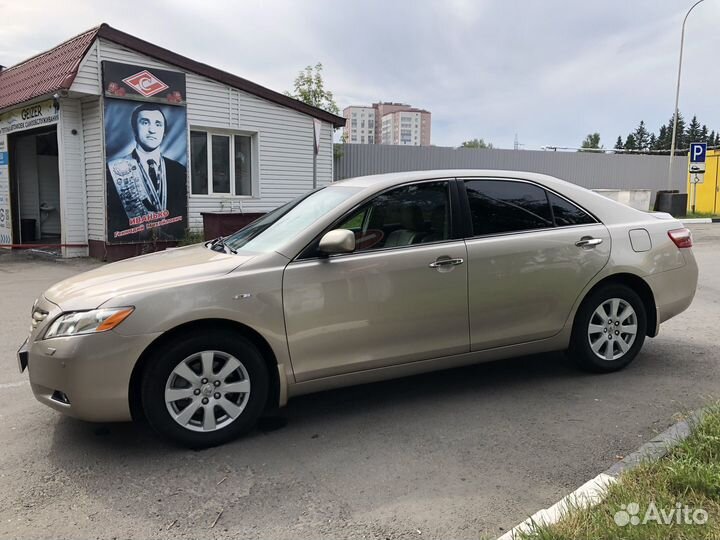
[461,178,611,351]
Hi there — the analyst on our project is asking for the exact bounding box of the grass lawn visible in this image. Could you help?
[517,405,720,540]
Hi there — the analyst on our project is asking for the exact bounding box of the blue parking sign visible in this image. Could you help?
[690,142,707,163]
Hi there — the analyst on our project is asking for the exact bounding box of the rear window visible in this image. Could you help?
[547,192,596,226]
[465,180,553,236]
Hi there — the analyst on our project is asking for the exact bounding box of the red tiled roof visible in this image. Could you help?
[0,24,345,127]
[0,27,100,112]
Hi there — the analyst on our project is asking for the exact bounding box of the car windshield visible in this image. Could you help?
[220,186,362,254]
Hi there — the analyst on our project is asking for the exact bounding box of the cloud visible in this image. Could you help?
[1,0,718,149]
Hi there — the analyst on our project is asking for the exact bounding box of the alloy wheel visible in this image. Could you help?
[587,298,638,361]
[164,350,251,432]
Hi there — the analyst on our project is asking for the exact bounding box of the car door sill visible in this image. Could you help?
[286,334,567,399]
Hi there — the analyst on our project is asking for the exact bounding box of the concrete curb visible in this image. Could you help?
[497,409,707,540]
[682,218,720,224]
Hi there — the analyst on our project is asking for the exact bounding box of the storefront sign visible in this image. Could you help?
[102,61,188,243]
[0,100,59,136]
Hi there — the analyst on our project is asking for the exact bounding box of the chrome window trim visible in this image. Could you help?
[463,222,601,242]
[457,176,600,239]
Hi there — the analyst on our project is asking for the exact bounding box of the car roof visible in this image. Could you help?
[331,169,649,225]
[334,169,564,189]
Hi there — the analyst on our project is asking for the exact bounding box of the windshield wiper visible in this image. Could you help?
[206,237,237,254]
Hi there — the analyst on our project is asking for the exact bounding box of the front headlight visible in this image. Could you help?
[43,307,134,339]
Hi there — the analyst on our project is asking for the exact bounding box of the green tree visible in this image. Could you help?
[579,132,602,150]
[685,115,702,145]
[633,120,650,151]
[648,133,657,151]
[624,133,637,151]
[700,124,709,143]
[285,62,339,115]
[655,125,669,150]
[460,138,493,149]
[667,112,686,153]
[614,136,624,150]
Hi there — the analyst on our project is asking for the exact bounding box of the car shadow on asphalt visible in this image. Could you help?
[47,350,596,455]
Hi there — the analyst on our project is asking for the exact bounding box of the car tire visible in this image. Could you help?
[569,284,647,373]
[141,331,268,448]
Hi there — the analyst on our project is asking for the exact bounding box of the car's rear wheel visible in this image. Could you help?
[569,284,647,373]
[141,331,268,448]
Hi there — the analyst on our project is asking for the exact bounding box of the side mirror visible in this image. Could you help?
[319,229,356,255]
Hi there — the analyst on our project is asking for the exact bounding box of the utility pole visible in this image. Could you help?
[667,0,706,190]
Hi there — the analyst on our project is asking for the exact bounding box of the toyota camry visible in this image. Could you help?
[18,170,698,447]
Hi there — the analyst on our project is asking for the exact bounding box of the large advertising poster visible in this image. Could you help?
[102,61,188,243]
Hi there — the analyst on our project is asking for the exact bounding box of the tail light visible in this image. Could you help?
[668,228,693,248]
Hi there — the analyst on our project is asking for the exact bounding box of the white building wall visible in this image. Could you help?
[317,121,333,187]
[72,38,335,233]
[81,97,105,241]
[72,40,101,95]
[57,97,88,257]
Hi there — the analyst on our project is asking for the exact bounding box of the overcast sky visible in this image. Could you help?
[1,0,718,149]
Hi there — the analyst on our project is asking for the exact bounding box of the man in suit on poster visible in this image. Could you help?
[107,103,186,240]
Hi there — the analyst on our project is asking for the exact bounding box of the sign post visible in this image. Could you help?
[689,142,707,213]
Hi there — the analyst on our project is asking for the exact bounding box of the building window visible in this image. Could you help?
[190,130,254,196]
[361,136,365,143]
[368,135,374,144]
[352,119,357,127]
[212,134,231,193]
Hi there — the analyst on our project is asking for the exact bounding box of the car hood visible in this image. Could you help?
[44,244,255,311]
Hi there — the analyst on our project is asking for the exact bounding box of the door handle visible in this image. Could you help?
[575,237,603,248]
[429,257,464,268]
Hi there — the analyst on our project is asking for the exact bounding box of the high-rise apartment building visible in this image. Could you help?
[342,106,377,144]
[343,102,431,146]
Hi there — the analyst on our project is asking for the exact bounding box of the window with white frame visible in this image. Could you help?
[190,130,253,196]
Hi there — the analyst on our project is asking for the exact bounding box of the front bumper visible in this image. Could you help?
[26,329,160,422]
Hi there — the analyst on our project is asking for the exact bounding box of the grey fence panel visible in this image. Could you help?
[334,145,688,199]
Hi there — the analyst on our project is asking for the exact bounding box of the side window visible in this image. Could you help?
[338,182,450,251]
[547,192,595,226]
[465,180,553,236]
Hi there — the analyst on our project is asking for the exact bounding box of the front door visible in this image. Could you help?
[283,180,470,382]
[461,178,611,350]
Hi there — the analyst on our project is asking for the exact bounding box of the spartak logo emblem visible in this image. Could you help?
[122,70,169,97]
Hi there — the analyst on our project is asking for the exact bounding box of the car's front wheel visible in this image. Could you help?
[569,284,647,373]
[141,331,268,448]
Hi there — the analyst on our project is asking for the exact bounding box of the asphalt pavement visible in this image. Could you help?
[0,226,718,540]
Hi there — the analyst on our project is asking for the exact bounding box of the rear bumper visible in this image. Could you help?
[27,330,160,422]
[646,249,699,331]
